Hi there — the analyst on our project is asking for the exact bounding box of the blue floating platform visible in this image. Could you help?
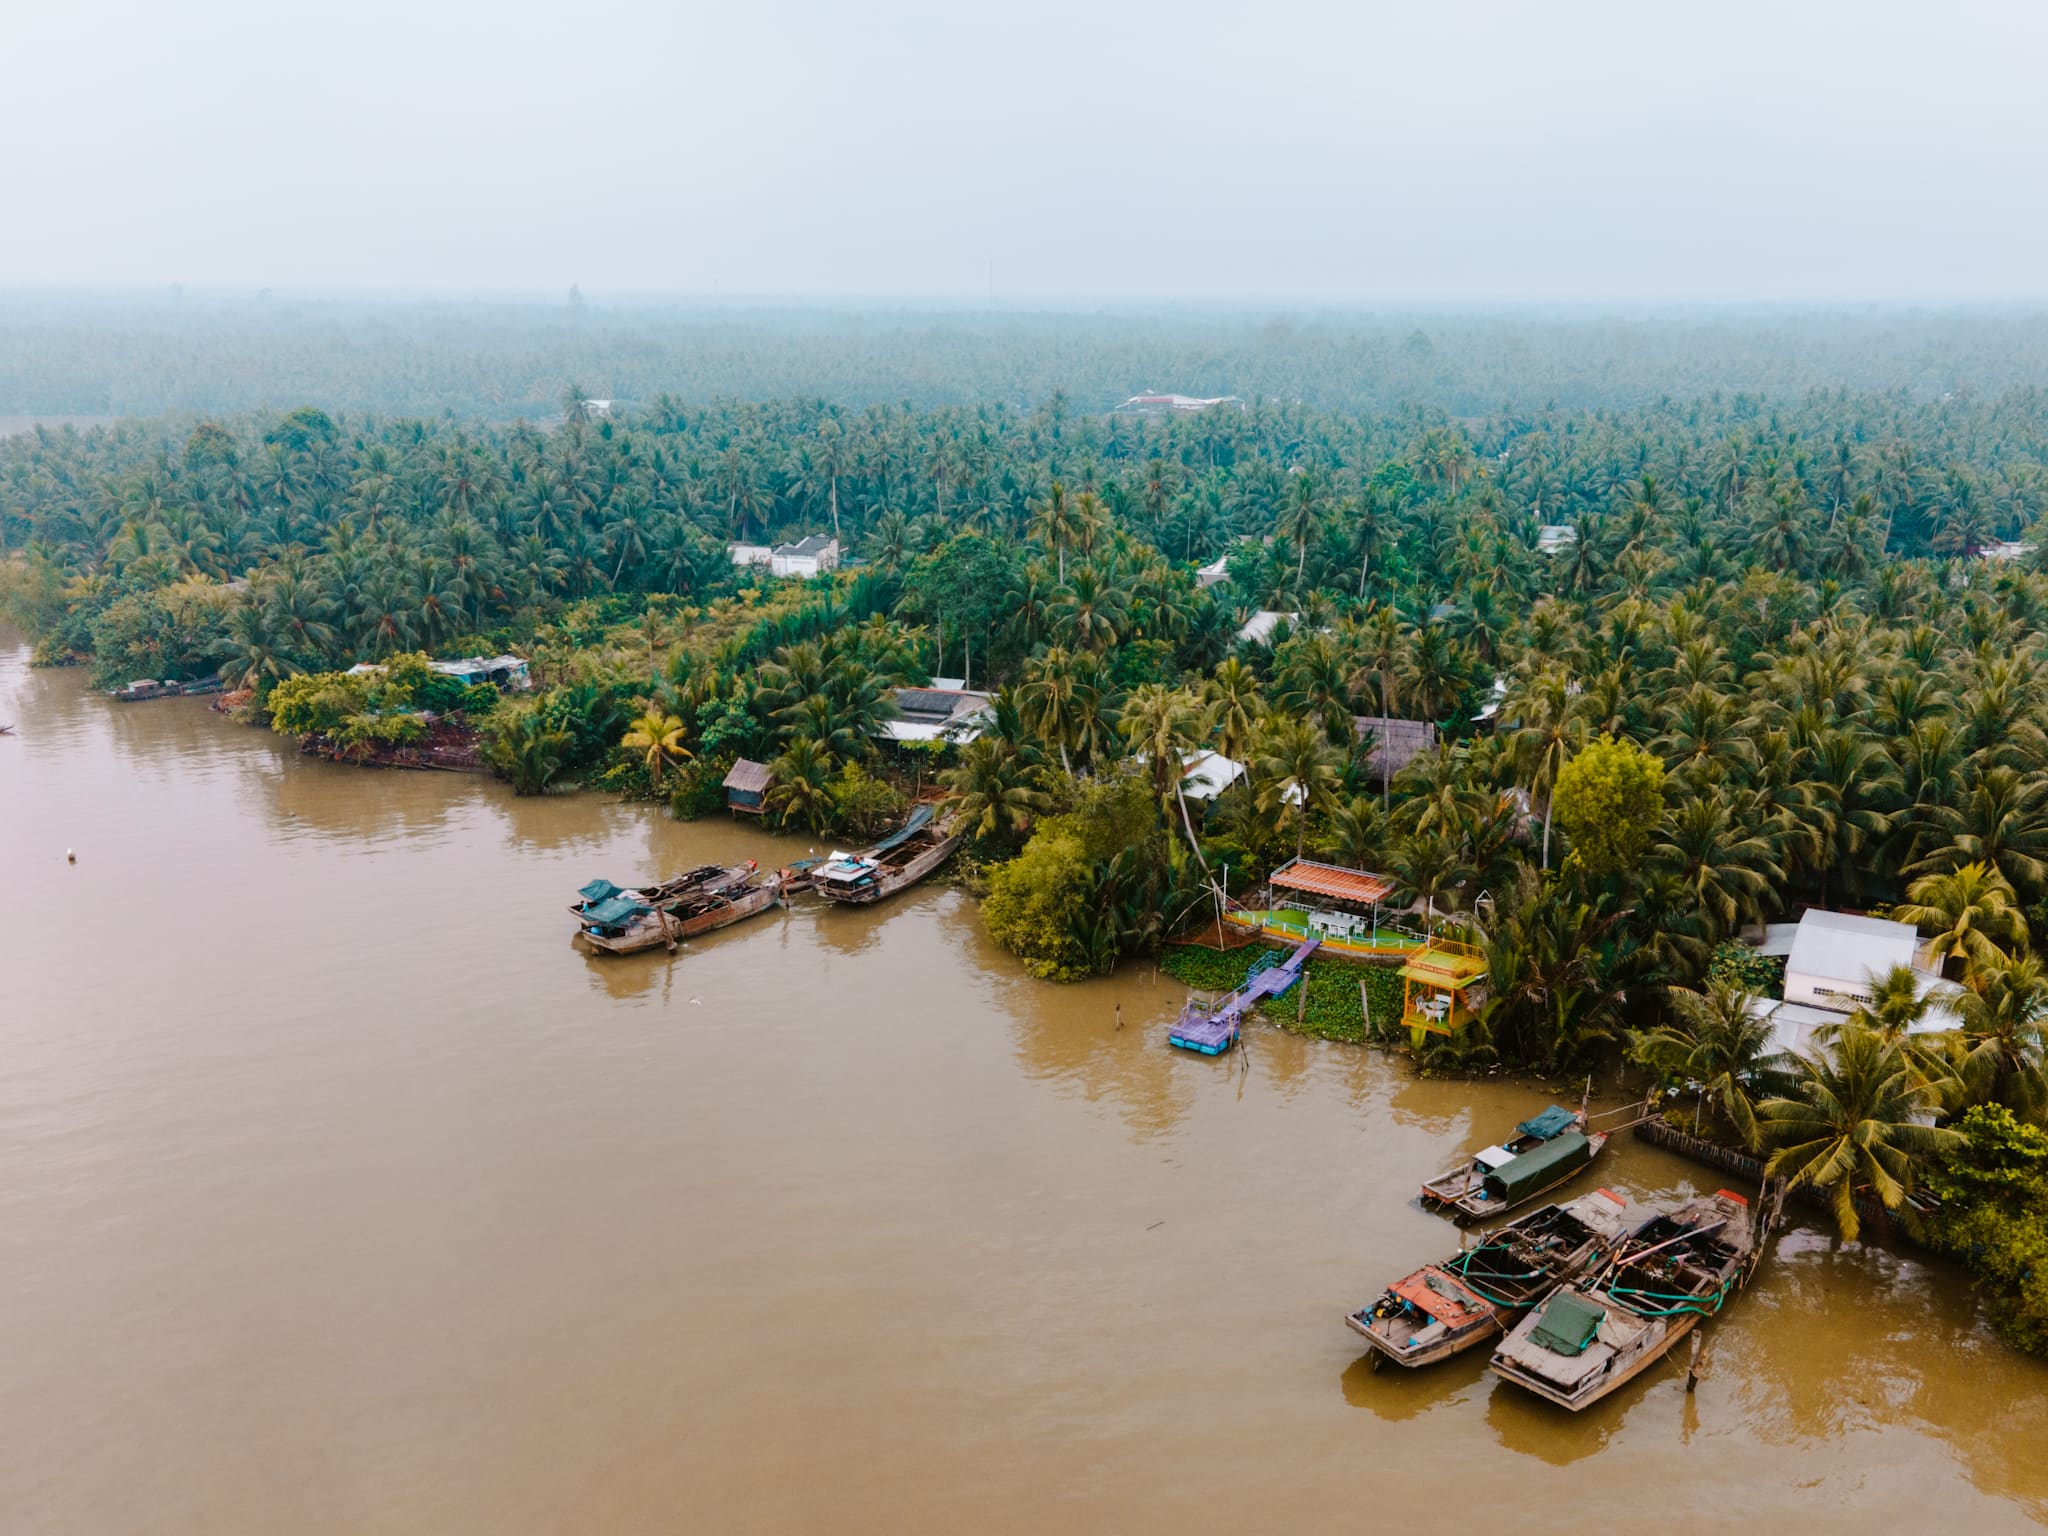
[1168,937,1320,1056]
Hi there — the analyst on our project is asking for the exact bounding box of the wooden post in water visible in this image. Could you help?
[1685,1329,1709,1392]
[1360,979,1370,1037]
[1115,1002,1123,1032]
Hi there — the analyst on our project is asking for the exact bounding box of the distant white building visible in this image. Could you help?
[1236,610,1298,646]
[1115,393,1243,415]
[1980,540,2036,562]
[345,654,531,690]
[770,535,841,578]
[730,542,774,567]
[1536,525,1578,554]
[1195,554,1231,589]
[1173,750,1246,802]
[872,685,993,745]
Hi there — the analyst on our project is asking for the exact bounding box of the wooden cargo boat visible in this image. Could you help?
[575,861,783,955]
[1346,1189,1631,1369]
[109,677,224,701]
[811,805,960,906]
[569,864,730,921]
[1419,1104,1607,1222]
[1489,1189,1759,1410]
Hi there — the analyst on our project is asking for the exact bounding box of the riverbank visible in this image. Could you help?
[5,646,2047,1533]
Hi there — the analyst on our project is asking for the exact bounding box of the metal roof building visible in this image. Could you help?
[871,686,993,745]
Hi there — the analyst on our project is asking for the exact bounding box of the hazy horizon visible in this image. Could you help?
[11,0,2046,304]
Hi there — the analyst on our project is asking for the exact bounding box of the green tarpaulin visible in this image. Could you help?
[1530,1292,1605,1356]
[1516,1105,1577,1140]
[1482,1130,1593,1205]
[579,879,621,904]
[582,895,650,928]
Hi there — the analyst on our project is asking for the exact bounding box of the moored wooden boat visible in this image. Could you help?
[811,805,960,906]
[1419,1104,1607,1222]
[1346,1189,1631,1369]
[1489,1189,1759,1410]
[577,862,783,955]
[569,864,729,921]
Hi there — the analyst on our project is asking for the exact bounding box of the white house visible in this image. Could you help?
[1174,750,1246,802]
[730,543,774,567]
[770,535,841,578]
[1536,525,1578,555]
[1195,554,1231,589]
[1236,610,1299,646]
[872,685,994,745]
[1746,908,1959,1057]
[1776,909,1920,1011]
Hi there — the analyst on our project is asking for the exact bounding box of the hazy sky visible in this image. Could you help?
[8,0,2046,302]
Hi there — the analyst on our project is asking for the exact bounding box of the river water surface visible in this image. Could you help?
[2,642,2044,1534]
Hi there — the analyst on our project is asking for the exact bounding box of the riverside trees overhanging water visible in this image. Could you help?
[7,361,2048,1338]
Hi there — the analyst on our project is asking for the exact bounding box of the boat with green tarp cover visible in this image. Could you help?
[1490,1189,1761,1410]
[1419,1104,1609,1222]
[1345,1189,1630,1369]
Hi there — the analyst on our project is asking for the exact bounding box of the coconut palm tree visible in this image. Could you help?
[1505,667,1586,870]
[1203,658,1265,766]
[1761,1025,1962,1242]
[1893,861,2028,981]
[1949,951,2048,1120]
[1253,715,1341,863]
[1119,683,1213,868]
[621,707,690,783]
[1649,791,1783,940]
[1628,980,1789,1151]
[482,705,571,796]
[939,737,1050,844]
[765,736,837,834]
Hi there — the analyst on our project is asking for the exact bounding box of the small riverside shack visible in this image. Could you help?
[722,759,771,816]
[1400,937,1489,1042]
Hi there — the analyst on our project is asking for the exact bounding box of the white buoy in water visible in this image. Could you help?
[66,848,76,863]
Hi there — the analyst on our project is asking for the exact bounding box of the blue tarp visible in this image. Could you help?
[1516,1105,1578,1141]
[579,879,621,904]
[868,803,934,855]
[582,895,650,928]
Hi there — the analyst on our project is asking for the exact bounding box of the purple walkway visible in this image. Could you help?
[1169,937,1321,1054]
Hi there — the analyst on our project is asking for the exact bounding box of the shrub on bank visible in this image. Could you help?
[1924,1105,2048,1357]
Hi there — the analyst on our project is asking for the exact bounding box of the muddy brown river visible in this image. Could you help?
[2,642,2044,1533]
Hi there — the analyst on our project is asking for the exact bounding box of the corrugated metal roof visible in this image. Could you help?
[1269,859,1396,904]
[722,759,771,793]
[1785,909,1917,984]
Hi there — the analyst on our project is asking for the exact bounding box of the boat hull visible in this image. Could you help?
[1489,1313,1697,1410]
[1424,1133,1608,1223]
[813,831,960,905]
[1345,1306,1503,1367]
[581,880,782,955]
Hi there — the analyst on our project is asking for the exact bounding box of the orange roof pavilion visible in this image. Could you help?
[1267,858,1396,907]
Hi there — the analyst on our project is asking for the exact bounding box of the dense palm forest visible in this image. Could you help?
[10,295,2048,418]
[10,365,2048,1338]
